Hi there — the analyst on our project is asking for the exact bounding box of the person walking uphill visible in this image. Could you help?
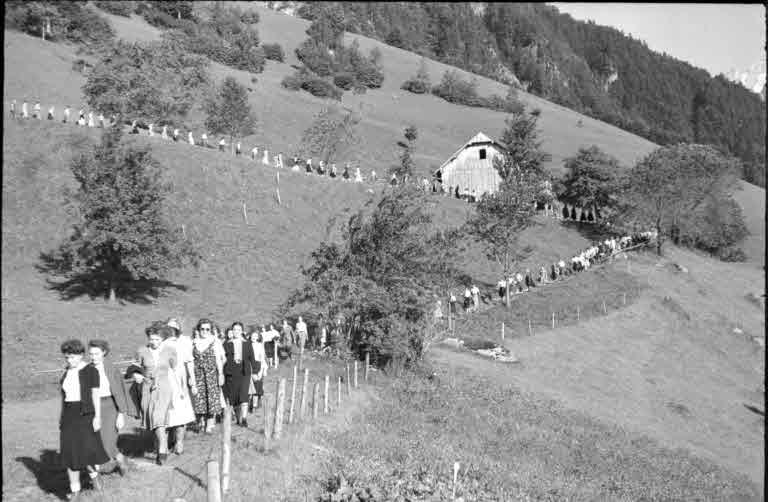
[191,319,224,434]
[87,340,131,476]
[59,339,109,500]
[223,322,257,427]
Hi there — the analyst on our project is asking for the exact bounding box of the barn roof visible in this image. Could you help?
[435,131,507,174]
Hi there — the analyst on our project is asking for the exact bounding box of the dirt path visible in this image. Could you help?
[2,364,379,501]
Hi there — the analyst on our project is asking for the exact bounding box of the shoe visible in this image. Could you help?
[66,492,82,501]
[156,453,168,466]
[115,461,126,477]
[174,444,184,455]
[91,475,103,492]
[240,418,248,428]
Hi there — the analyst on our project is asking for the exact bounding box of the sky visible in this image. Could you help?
[548,3,766,77]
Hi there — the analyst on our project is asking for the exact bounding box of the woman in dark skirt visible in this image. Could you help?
[247,327,266,410]
[59,339,109,500]
[223,322,257,427]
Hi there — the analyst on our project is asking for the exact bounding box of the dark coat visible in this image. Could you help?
[59,365,99,418]
[96,359,131,414]
[223,339,257,376]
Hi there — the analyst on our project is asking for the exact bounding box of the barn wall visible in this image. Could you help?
[442,143,505,195]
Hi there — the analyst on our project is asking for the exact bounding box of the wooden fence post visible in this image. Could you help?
[263,394,271,451]
[324,375,330,414]
[337,375,342,408]
[346,364,351,396]
[552,312,555,329]
[273,378,286,439]
[312,382,320,419]
[528,319,532,336]
[501,322,505,340]
[577,305,580,321]
[354,360,359,388]
[364,353,370,382]
[221,405,231,494]
[274,342,279,369]
[288,365,298,424]
[207,460,222,502]
[603,300,607,314]
[299,368,309,421]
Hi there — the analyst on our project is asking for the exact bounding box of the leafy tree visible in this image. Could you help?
[496,106,551,181]
[298,104,361,164]
[305,3,346,50]
[39,126,198,302]
[620,144,744,256]
[401,57,432,94]
[204,76,257,150]
[559,145,621,220]
[395,126,418,179]
[283,186,462,365]
[83,38,208,123]
[6,1,115,48]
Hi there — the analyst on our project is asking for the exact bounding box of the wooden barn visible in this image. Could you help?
[434,132,507,196]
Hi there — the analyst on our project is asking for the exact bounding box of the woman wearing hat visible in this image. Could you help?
[247,326,267,410]
[163,319,196,454]
[191,319,224,434]
[133,323,179,465]
[59,339,109,499]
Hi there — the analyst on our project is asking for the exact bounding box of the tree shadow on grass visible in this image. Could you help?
[37,251,188,304]
[559,219,611,243]
[15,449,70,500]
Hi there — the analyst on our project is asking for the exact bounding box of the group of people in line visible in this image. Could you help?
[436,229,657,317]
[57,316,316,500]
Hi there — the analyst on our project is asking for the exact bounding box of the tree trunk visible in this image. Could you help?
[108,286,116,303]
[656,221,663,256]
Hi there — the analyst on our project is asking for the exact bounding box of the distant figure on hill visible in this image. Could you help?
[449,291,457,314]
[161,125,169,140]
[354,167,363,183]
[47,105,54,120]
[295,316,308,351]
[218,138,226,152]
[463,287,472,312]
[370,169,377,182]
[87,111,95,127]
[434,299,443,321]
[33,101,41,119]
[172,128,179,142]
[562,205,569,219]
[251,146,259,160]
[291,157,300,172]
[390,173,397,186]
[282,319,295,346]
[63,105,70,123]
[318,160,325,176]
[22,101,28,118]
[188,132,195,146]
[470,284,480,310]
[497,278,506,299]
[130,120,139,134]
[570,207,577,220]
[10,99,16,119]
[342,163,350,181]
[98,113,105,128]
[78,109,85,123]
[77,116,86,126]
[201,133,208,147]
[148,123,154,137]
[236,141,242,156]
[454,186,460,199]
[262,149,270,165]
[276,153,284,169]
[330,163,337,178]
[539,266,547,283]
[305,158,313,174]
[463,187,470,201]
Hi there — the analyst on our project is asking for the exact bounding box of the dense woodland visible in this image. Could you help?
[295,2,766,187]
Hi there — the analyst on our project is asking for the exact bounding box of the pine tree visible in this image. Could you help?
[39,126,199,302]
[396,126,418,179]
[204,76,257,151]
[298,104,361,164]
[559,145,621,220]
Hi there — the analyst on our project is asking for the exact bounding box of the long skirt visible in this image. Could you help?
[223,364,251,406]
[60,402,110,470]
[99,396,120,459]
[140,379,172,430]
[167,369,196,427]
[264,341,275,361]
[247,362,263,397]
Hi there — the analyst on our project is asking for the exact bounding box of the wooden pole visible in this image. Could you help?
[501,322,505,340]
[288,365,297,424]
[552,312,555,329]
[577,305,580,321]
[181,223,186,239]
[337,375,342,408]
[364,353,370,382]
[346,364,351,396]
[528,319,532,336]
[353,360,359,388]
[312,382,319,419]
[603,300,607,314]
[243,201,248,224]
[299,368,309,421]
[221,405,231,494]
[623,292,627,306]
[273,378,286,439]
[324,375,330,414]
[263,394,271,451]
[207,460,222,502]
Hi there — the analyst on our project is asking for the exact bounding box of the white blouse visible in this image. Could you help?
[93,363,112,398]
[62,363,87,402]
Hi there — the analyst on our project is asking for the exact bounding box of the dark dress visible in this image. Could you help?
[60,365,110,470]
[223,339,257,406]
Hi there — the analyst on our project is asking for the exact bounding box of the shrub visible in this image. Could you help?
[431,70,479,106]
[281,73,304,91]
[93,1,135,17]
[262,42,285,62]
[250,76,258,84]
[240,45,266,73]
[301,76,342,100]
[334,72,356,90]
[240,9,259,24]
[401,78,429,94]
[141,8,180,28]
[355,62,385,88]
[6,2,116,48]
[296,39,334,77]
[717,246,747,262]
